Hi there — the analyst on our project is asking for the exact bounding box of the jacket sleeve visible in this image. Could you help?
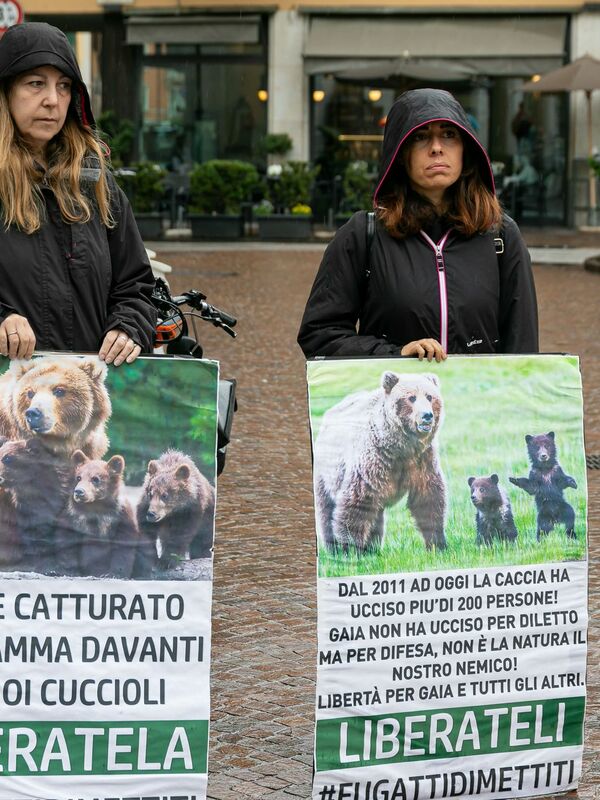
[104,179,157,352]
[297,211,399,358]
[497,215,539,353]
[0,301,19,325]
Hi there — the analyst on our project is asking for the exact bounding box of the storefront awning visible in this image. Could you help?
[304,56,566,81]
[304,15,567,62]
[126,15,261,46]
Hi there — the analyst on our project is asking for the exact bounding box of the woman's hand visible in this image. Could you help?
[99,329,141,366]
[0,314,36,360]
[400,339,446,362]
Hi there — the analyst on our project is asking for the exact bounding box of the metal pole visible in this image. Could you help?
[587,90,597,226]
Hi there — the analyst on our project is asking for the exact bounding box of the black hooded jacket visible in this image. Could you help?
[298,89,538,358]
[0,23,156,352]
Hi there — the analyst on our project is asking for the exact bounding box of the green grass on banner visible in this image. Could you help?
[308,357,587,577]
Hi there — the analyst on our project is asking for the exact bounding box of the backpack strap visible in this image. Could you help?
[365,211,376,280]
[494,228,505,280]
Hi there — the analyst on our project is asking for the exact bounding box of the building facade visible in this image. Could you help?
[16,0,600,225]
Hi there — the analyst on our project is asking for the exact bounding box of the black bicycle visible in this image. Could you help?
[152,277,237,476]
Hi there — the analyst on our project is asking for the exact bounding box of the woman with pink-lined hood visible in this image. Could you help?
[298,88,538,361]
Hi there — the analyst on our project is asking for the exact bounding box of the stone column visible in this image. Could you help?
[75,32,93,90]
[570,11,600,158]
[268,10,309,161]
[569,9,600,225]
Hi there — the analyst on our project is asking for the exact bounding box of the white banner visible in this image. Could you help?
[0,354,218,798]
[307,355,588,800]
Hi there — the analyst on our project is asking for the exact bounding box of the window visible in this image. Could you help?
[140,26,267,170]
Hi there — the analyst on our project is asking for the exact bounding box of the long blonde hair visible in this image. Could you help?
[0,81,113,233]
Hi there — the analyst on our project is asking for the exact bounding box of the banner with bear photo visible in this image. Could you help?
[307,354,588,800]
[0,353,218,799]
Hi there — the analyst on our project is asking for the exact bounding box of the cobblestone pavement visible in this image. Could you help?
[158,245,600,800]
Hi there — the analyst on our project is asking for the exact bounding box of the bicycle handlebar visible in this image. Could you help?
[198,300,237,330]
[171,291,237,329]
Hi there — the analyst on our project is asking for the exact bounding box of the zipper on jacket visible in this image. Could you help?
[419,230,450,353]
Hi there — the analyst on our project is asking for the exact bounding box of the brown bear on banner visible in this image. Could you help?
[313,371,446,552]
[58,450,157,578]
[0,357,112,459]
[137,450,215,568]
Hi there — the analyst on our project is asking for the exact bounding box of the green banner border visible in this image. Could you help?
[316,697,584,772]
[0,720,208,776]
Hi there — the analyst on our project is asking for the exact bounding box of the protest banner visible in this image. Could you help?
[307,355,588,800]
[0,353,218,799]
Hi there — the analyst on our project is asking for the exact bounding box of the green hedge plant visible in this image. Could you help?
[258,133,293,157]
[341,160,374,213]
[114,161,166,213]
[266,161,320,213]
[189,160,260,215]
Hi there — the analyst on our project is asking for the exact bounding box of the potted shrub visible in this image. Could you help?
[256,161,319,240]
[115,161,167,239]
[188,159,260,239]
[258,132,293,167]
[335,160,375,227]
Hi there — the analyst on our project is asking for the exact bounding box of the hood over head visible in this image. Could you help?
[373,88,494,205]
[0,22,95,129]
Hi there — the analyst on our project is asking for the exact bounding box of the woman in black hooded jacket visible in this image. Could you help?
[298,89,538,360]
[0,22,156,365]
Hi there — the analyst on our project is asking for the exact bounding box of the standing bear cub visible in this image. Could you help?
[468,474,518,546]
[509,431,577,540]
[314,371,446,552]
[137,450,215,568]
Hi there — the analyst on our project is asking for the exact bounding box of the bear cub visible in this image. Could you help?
[509,431,577,540]
[62,450,155,578]
[137,450,215,568]
[468,473,518,546]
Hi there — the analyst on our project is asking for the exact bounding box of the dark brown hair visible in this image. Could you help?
[376,138,502,238]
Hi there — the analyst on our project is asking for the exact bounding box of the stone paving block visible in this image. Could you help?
[278,785,313,798]
[260,778,296,790]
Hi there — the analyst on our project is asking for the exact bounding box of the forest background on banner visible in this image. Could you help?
[105,358,217,482]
